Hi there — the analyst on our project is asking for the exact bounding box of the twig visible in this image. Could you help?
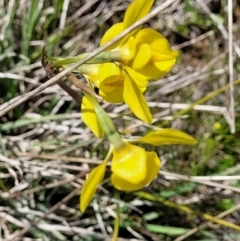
[173,30,215,50]
[16,152,103,164]
[57,80,82,104]
[160,170,240,194]
[59,0,70,31]
[0,0,15,39]
[172,78,240,121]
[43,47,101,102]
[195,0,235,133]
[228,0,235,133]
[0,72,40,86]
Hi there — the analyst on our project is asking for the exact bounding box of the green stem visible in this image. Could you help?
[83,92,124,149]
[0,113,79,131]
[0,179,8,192]
[112,191,120,241]
[173,78,240,118]
[47,51,115,67]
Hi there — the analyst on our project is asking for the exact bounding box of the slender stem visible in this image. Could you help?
[47,51,112,67]
[83,91,124,148]
[104,147,113,164]
[173,78,240,118]
[228,0,235,133]
[112,191,120,241]
[41,50,83,105]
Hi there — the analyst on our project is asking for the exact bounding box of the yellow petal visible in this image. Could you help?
[123,70,152,123]
[131,29,178,79]
[81,96,104,138]
[137,129,197,145]
[111,151,160,191]
[119,0,155,47]
[99,88,124,103]
[117,36,137,63]
[125,36,137,61]
[123,0,154,29]
[131,43,152,69]
[136,59,176,80]
[98,63,123,92]
[135,29,178,56]
[111,142,147,184]
[80,160,107,212]
[125,66,148,89]
[100,1,154,50]
[100,22,123,49]
[154,58,177,73]
[111,173,145,191]
[144,152,161,184]
[78,64,100,87]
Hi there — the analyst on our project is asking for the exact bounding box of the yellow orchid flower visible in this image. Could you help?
[47,0,178,135]
[80,140,161,213]
[79,93,197,212]
[79,62,152,129]
[100,0,178,80]
[111,141,160,191]
[80,0,177,133]
[123,29,178,80]
[78,63,126,103]
[80,126,197,212]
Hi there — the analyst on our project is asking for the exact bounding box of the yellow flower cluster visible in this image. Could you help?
[80,93,197,212]
[45,0,196,214]
[79,0,178,137]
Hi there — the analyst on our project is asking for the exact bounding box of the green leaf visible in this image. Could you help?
[137,128,197,145]
[143,212,161,221]
[80,160,107,213]
[146,224,189,236]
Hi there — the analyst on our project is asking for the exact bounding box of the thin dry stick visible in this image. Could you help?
[41,47,84,104]
[64,70,100,99]
[196,0,235,133]
[0,0,177,117]
[0,0,15,37]
[16,152,103,164]
[160,171,240,194]
[57,80,82,104]
[173,30,215,49]
[228,0,235,133]
[59,0,70,31]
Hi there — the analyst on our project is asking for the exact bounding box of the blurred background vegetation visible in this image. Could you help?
[0,0,240,240]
